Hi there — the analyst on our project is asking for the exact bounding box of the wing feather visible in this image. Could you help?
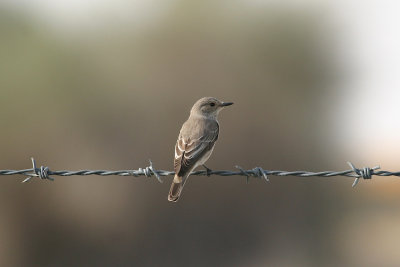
[174,120,219,176]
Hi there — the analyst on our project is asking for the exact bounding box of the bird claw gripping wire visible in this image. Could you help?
[202,165,213,177]
[22,158,54,183]
[347,162,380,187]
[137,160,162,183]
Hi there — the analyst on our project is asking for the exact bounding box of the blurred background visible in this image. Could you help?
[1,0,400,266]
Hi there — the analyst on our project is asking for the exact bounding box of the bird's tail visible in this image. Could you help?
[168,175,187,202]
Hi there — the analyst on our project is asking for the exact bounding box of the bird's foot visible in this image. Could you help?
[202,165,213,177]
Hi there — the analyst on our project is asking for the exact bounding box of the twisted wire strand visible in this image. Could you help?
[0,158,399,187]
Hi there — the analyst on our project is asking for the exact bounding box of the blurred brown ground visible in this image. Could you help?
[0,1,400,266]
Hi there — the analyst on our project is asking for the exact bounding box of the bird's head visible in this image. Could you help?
[190,97,233,119]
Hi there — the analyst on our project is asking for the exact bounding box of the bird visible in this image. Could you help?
[168,97,233,202]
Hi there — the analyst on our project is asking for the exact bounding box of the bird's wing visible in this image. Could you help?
[174,121,219,177]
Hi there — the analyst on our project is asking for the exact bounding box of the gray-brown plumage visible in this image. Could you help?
[168,97,233,202]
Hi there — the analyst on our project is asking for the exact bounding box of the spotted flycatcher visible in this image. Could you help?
[168,97,233,202]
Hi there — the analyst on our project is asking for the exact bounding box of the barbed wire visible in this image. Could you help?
[1,158,399,187]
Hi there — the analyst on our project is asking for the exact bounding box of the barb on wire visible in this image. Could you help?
[22,158,54,183]
[347,162,380,187]
[235,165,250,184]
[0,158,399,187]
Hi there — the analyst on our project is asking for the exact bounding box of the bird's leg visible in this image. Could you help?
[202,164,213,177]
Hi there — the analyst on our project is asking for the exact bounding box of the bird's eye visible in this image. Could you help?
[210,103,215,107]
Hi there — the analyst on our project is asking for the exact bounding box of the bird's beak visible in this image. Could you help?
[220,102,233,107]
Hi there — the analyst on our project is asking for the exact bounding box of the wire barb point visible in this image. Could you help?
[147,160,162,183]
[347,161,380,187]
[252,167,269,182]
[22,158,54,183]
[235,165,250,184]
